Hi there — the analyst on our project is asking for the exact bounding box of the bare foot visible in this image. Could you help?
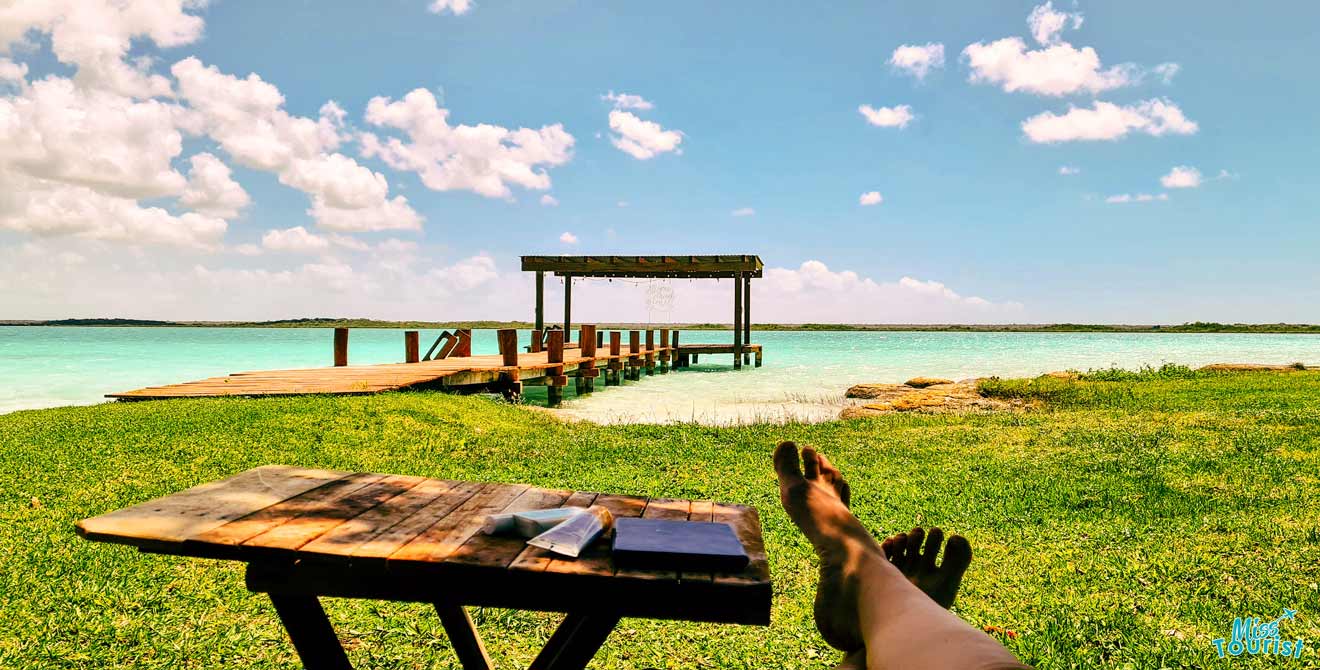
[775,441,883,652]
[881,527,972,609]
[805,446,971,611]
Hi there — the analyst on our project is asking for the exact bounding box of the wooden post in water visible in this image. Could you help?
[578,325,598,393]
[546,329,566,407]
[743,275,752,366]
[645,330,656,375]
[498,329,519,367]
[496,329,521,402]
[334,328,348,367]
[596,329,604,350]
[672,330,683,369]
[733,273,743,370]
[607,331,622,385]
[404,331,419,363]
[628,330,641,381]
[659,329,670,373]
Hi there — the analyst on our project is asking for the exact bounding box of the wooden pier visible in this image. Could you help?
[109,327,762,405]
[110,254,766,406]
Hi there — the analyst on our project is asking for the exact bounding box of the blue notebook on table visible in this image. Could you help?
[611,518,750,572]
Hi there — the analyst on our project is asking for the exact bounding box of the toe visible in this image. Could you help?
[904,527,925,566]
[818,453,840,479]
[942,534,973,576]
[888,533,910,568]
[774,441,805,485]
[881,535,900,560]
[802,447,821,479]
[817,454,851,507]
[920,527,944,572]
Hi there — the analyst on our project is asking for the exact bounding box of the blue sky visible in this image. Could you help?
[1,1,1317,323]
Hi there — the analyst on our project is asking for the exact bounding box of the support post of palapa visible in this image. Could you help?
[535,270,545,333]
[497,329,521,402]
[546,329,566,407]
[333,328,348,367]
[563,274,572,345]
[743,274,752,366]
[733,273,743,370]
[672,330,684,369]
[404,330,419,364]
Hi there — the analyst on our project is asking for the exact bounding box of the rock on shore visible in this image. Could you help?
[840,379,1016,419]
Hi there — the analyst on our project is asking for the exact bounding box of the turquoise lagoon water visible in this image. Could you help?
[3,326,1319,423]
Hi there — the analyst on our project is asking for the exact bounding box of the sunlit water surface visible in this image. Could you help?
[3,327,1319,424]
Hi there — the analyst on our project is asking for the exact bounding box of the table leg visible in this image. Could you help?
[268,593,353,670]
[433,603,494,670]
[528,613,622,670]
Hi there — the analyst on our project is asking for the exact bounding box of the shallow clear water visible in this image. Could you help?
[3,327,1319,423]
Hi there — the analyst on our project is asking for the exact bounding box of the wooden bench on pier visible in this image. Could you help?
[75,465,771,669]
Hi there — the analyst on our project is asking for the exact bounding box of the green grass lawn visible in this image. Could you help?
[3,371,1319,669]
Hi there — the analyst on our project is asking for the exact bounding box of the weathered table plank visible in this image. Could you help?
[75,465,350,546]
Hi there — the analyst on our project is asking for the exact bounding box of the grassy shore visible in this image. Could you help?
[6,317,1320,334]
[3,371,1319,668]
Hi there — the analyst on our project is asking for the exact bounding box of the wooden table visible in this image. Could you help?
[76,466,771,670]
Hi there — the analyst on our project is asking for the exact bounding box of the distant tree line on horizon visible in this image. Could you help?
[4,318,1320,334]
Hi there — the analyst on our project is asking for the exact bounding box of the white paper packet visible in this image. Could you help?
[526,506,615,558]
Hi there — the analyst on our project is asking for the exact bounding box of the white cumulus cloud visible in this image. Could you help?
[0,0,206,98]
[361,88,574,198]
[540,194,559,207]
[180,153,250,218]
[889,43,945,79]
[859,191,883,206]
[858,104,914,128]
[559,231,578,245]
[1027,1,1083,46]
[608,110,683,160]
[731,207,756,217]
[602,91,654,110]
[963,2,1176,97]
[1160,165,1202,189]
[262,226,331,254]
[0,171,226,248]
[171,57,422,232]
[963,38,1138,97]
[428,0,473,15]
[1058,165,1081,175]
[0,57,27,84]
[1105,193,1168,204]
[1021,99,1198,143]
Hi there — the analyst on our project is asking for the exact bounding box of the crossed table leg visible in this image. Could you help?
[267,591,622,670]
